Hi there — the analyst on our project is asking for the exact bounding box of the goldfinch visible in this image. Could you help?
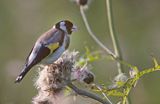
[15,20,77,83]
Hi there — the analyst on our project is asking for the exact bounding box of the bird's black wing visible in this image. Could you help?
[15,43,50,83]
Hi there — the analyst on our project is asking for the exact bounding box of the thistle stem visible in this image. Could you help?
[105,0,124,74]
[105,0,131,104]
[68,83,111,104]
[96,85,113,104]
[80,6,116,58]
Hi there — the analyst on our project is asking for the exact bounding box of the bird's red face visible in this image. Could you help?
[56,20,77,34]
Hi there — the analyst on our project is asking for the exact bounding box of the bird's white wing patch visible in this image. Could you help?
[28,42,42,65]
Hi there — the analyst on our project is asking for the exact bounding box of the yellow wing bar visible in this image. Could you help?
[48,43,59,53]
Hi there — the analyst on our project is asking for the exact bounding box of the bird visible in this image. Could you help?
[15,20,77,83]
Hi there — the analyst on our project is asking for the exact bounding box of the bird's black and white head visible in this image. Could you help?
[55,20,77,34]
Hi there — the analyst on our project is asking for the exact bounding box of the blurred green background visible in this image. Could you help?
[1,0,160,104]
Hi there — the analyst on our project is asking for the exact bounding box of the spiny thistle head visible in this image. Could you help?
[32,50,95,104]
[77,0,88,6]
[108,73,128,90]
[34,51,79,92]
[71,0,92,9]
[72,64,95,84]
[33,51,78,104]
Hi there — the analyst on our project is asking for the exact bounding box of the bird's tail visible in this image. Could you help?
[15,65,31,83]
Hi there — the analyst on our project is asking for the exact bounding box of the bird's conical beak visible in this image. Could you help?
[71,25,77,32]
